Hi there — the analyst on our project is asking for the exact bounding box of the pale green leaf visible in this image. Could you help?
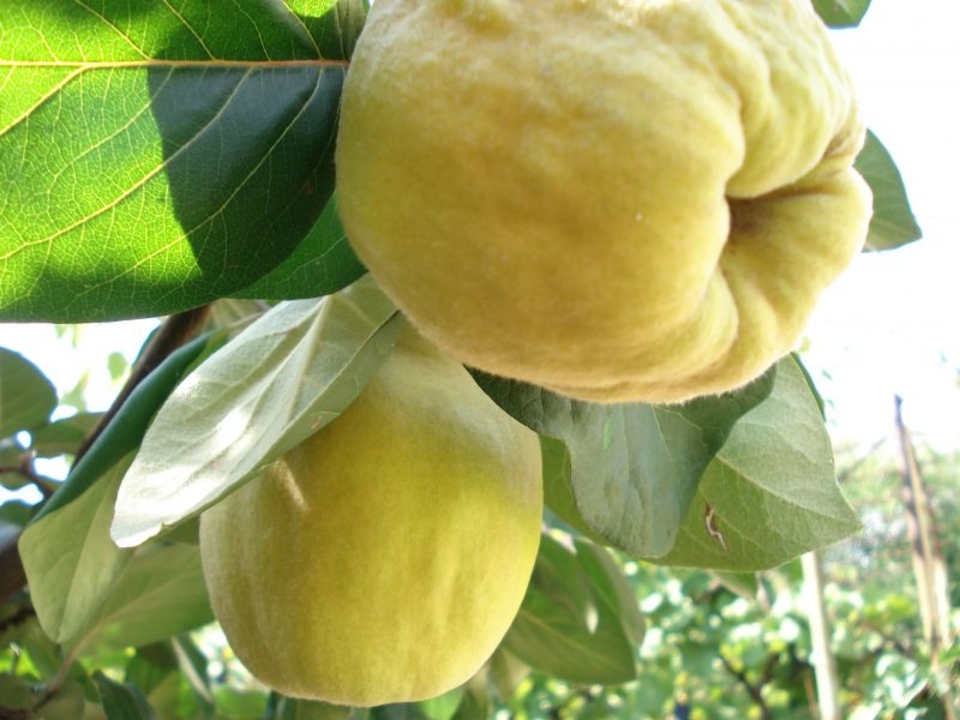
[19,454,134,643]
[655,356,863,571]
[74,542,214,656]
[112,276,400,547]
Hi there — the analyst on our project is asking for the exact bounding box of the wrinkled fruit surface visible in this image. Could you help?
[199,325,543,706]
[336,0,872,404]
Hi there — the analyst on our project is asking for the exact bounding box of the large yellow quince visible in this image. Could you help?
[199,324,543,706]
[336,0,872,404]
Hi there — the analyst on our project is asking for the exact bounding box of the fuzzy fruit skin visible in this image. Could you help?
[199,326,543,706]
[336,0,872,404]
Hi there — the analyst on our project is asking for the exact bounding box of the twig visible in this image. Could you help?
[719,651,772,720]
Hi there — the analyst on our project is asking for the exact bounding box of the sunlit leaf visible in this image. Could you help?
[0,0,367,322]
[112,276,400,547]
[813,0,871,27]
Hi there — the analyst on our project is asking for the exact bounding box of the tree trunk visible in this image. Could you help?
[894,396,957,719]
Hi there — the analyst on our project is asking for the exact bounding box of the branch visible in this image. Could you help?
[0,450,59,499]
[719,651,772,720]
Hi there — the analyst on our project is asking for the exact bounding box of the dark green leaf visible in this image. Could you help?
[32,331,216,522]
[0,674,34,711]
[0,348,57,436]
[287,0,370,61]
[654,356,863,571]
[812,0,871,27]
[0,1,360,322]
[34,681,87,720]
[0,499,33,526]
[125,644,178,699]
[234,194,366,301]
[473,368,775,558]
[112,276,399,547]
[856,130,923,251]
[502,534,638,685]
[95,671,159,720]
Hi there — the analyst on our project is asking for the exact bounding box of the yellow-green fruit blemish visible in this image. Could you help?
[336,0,872,404]
[199,325,543,706]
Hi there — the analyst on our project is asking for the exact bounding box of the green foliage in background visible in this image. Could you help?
[1,0,945,718]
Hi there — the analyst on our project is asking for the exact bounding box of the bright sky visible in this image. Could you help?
[804,0,960,453]
[1,1,959,470]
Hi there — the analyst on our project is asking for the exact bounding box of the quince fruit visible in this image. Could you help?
[336,0,872,404]
[199,324,543,706]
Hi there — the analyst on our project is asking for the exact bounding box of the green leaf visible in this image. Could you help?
[0,674,34,712]
[19,331,215,644]
[812,0,871,27]
[34,680,87,720]
[0,0,365,322]
[856,130,923,251]
[73,542,214,655]
[654,356,863,571]
[19,454,135,644]
[233,194,366,301]
[213,685,269,720]
[0,499,33,526]
[95,671,159,720]
[473,368,775,558]
[32,331,216,522]
[112,276,400,547]
[502,534,639,685]
[286,0,370,62]
[0,348,57,436]
[269,696,361,720]
[30,412,103,457]
[417,688,466,720]
[171,635,216,718]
